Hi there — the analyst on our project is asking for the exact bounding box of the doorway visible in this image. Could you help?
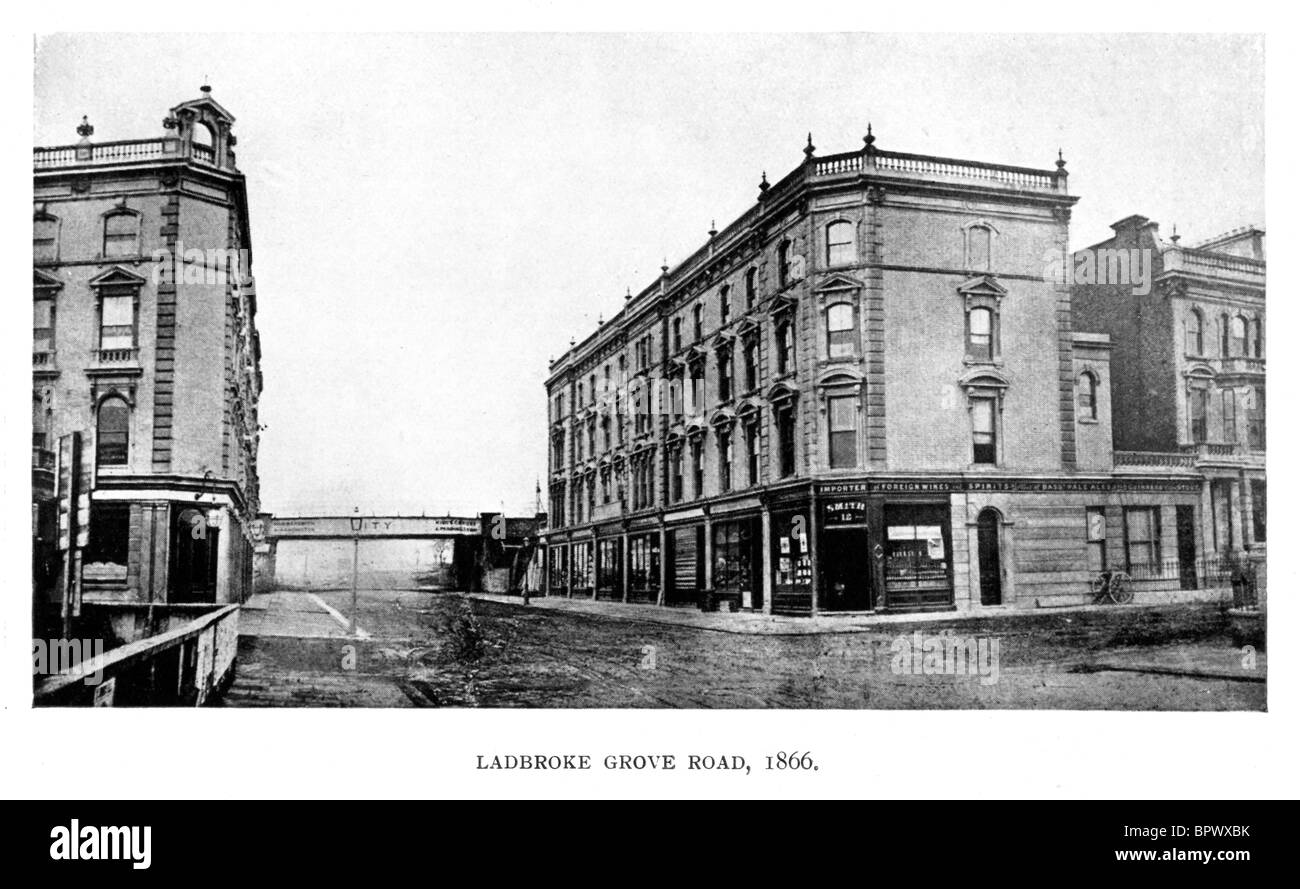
[1176,505,1197,590]
[172,505,219,603]
[822,528,873,610]
[976,509,1002,606]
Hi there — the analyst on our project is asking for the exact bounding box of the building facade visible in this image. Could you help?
[542,132,1205,616]
[1072,217,1265,566]
[33,87,264,632]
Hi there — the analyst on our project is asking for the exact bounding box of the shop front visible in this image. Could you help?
[882,501,954,611]
[771,507,813,614]
[712,515,762,610]
[570,539,594,597]
[596,534,622,601]
[627,532,660,603]
[820,497,874,611]
[666,524,704,606]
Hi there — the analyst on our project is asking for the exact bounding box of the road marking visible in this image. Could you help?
[308,593,372,639]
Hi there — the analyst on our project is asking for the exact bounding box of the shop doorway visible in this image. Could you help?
[823,528,873,610]
[172,506,219,603]
[976,508,1002,606]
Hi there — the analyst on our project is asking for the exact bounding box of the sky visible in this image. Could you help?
[31,32,1264,518]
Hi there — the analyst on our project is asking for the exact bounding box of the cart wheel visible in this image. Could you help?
[1110,573,1134,604]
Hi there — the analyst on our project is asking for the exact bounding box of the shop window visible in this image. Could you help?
[826,221,855,266]
[571,542,593,589]
[96,397,130,466]
[828,395,857,469]
[826,303,855,359]
[883,503,952,607]
[713,521,755,592]
[1123,506,1161,572]
[84,502,130,572]
[772,512,811,589]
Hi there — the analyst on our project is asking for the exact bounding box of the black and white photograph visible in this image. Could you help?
[4,13,1294,810]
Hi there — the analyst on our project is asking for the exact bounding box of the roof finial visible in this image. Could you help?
[200,78,211,95]
[1056,148,1066,171]
[625,286,632,302]
[661,257,669,276]
[76,115,94,141]
[864,122,875,150]
[758,171,770,197]
[597,312,604,327]
[1170,223,1180,245]
[708,220,718,238]
[804,132,816,159]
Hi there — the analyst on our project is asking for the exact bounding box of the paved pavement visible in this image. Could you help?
[238,591,369,639]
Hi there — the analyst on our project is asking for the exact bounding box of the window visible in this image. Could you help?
[1085,507,1108,573]
[1077,372,1098,420]
[1246,387,1265,450]
[577,381,584,408]
[778,240,792,287]
[1252,318,1263,358]
[601,467,611,504]
[828,395,857,469]
[967,224,992,271]
[34,298,55,354]
[1185,309,1204,355]
[745,420,760,485]
[85,503,130,568]
[776,404,796,477]
[670,444,684,503]
[99,290,136,352]
[551,430,565,472]
[743,336,758,391]
[34,214,59,262]
[1123,506,1161,571]
[693,303,703,342]
[1222,389,1237,445]
[1189,387,1208,444]
[590,373,597,406]
[718,427,733,492]
[775,317,794,376]
[691,439,705,497]
[826,221,855,266]
[827,303,855,359]
[672,317,683,352]
[971,398,996,464]
[968,307,993,362]
[1220,313,1231,356]
[745,268,757,308]
[103,212,139,259]
[717,348,732,402]
[96,397,130,466]
[1251,480,1266,543]
[720,286,731,324]
[1230,316,1248,357]
[587,418,596,456]
[602,416,611,452]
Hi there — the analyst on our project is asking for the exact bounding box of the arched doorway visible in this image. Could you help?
[976,508,1002,606]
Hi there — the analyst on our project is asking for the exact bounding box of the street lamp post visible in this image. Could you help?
[349,507,362,636]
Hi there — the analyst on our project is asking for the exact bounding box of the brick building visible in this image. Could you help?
[1072,217,1265,565]
[542,131,1205,615]
[33,86,264,631]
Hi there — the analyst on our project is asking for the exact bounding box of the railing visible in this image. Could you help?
[34,603,240,707]
[94,347,139,365]
[1215,356,1265,376]
[1180,247,1266,276]
[871,149,1058,190]
[1123,555,1264,607]
[1179,442,1262,458]
[33,137,225,170]
[1114,450,1198,469]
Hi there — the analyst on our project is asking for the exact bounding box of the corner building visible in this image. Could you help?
[33,87,263,627]
[543,132,1202,615]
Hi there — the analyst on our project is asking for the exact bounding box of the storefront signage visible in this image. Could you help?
[823,499,868,526]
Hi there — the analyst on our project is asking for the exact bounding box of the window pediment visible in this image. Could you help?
[88,266,147,289]
[766,381,799,404]
[812,272,864,294]
[956,275,1007,301]
[34,269,64,292]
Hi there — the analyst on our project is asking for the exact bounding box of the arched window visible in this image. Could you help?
[778,240,792,287]
[826,221,855,266]
[719,285,731,324]
[826,303,855,359]
[1230,316,1248,356]
[1251,318,1263,358]
[967,225,992,271]
[968,307,994,362]
[1077,371,1098,420]
[1184,309,1204,355]
[745,267,757,308]
[96,397,130,466]
[692,303,704,342]
[193,121,216,147]
[34,213,59,263]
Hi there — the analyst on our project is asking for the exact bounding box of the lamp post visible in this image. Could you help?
[348,507,362,636]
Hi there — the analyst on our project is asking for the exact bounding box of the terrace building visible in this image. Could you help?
[33,86,264,634]
[1072,217,1266,566]
[542,130,1205,615]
